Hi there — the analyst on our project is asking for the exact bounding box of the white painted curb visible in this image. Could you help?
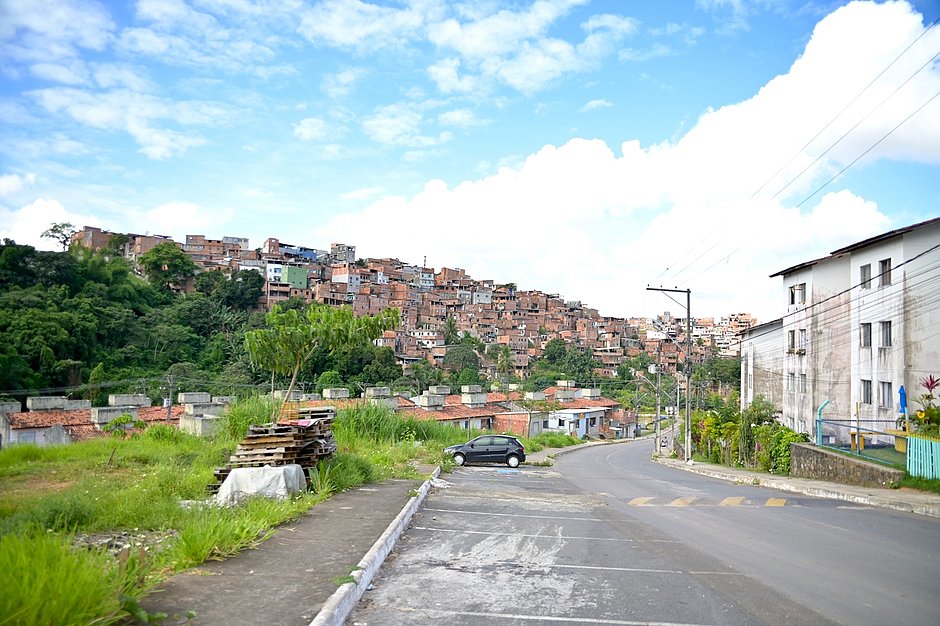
[309,466,441,626]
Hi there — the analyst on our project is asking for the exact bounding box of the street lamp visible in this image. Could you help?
[646,287,693,465]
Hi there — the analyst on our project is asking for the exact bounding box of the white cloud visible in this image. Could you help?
[0,197,97,250]
[297,0,435,51]
[427,57,478,93]
[0,172,36,196]
[294,117,329,140]
[0,0,114,65]
[311,1,940,320]
[340,187,385,201]
[28,87,224,159]
[427,1,635,94]
[142,200,233,238]
[438,108,486,127]
[581,98,612,112]
[323,68,366,98]
[363,104,452,148]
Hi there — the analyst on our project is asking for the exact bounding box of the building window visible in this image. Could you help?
[799,374,807,393]
[799,328,807,351]
[861,379,872,404]
[879,258,892,287]
[18,431,36,444]
[860,323,872,348]
[787,330,796,351]
[543,420,549,428]
[787,372,795,392]
[879,381,893,409]
[789,283,806,305]
[860,264,871,289]
[880,321,892,347]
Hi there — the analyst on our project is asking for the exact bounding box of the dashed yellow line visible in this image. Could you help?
[625,496,789,507]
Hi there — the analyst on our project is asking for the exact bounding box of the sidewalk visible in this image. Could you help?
[136,442,938,626]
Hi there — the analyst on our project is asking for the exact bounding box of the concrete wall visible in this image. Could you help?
[790,443,904,488]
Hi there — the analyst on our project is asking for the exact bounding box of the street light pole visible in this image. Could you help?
[647,286,693,464]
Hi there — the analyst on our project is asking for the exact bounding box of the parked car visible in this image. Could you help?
[444,435,526,468]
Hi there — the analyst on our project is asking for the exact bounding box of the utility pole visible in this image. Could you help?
[165,374,174,422]
[647,287,693,464]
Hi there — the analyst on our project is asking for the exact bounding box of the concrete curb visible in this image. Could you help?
[309,466,442,626]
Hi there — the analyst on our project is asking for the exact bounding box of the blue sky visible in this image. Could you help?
[1,0,939,321]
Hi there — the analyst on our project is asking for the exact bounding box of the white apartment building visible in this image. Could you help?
[758,217,940,440]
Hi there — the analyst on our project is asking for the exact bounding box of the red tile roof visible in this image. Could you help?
[7,405,186,430]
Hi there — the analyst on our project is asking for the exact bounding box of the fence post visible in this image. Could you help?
[816,400,830,446]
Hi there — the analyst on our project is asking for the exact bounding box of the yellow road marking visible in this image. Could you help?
[668,496,696,507]
[765,498,787,507]
[629,497,655,506]
[720,496,745,506]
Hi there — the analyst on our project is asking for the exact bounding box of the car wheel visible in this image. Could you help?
[453,453,466,466]
[506,455,520,468]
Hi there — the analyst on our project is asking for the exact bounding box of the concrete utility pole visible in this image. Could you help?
[647,287,693,464]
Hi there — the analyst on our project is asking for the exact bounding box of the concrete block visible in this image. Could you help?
[178,392,212,404]
[184,403,229,417]
[65,400,92,410]
[323,388,349,399]
[364,387,391,398]
[92,407,139,426]
[179,414,223,437]
[212,396,235,405]
[525,391,545,401]
[108,394,150,407]
[460,385,483,394]
[461,393,487,407]
[428,385,450,396]
[418,393,444,409]
[26,397,68,411]
[0,401,23,414]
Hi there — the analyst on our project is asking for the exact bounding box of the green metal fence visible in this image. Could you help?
[908,434,940,479]
[816,417,940,478]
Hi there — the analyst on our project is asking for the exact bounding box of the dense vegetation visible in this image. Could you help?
[0,238,741,409]
[0,240,407,403]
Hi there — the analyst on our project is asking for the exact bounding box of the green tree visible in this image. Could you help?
[215,269,264,310]
[442,344,480,373]
[543,338,567,364]
[139,242,197,292]
[244,304,399,419]
[443,316,460,345]
[315,370,343,394]
[41,222,76,251]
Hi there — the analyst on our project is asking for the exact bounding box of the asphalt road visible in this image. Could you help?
[347,439,940,625]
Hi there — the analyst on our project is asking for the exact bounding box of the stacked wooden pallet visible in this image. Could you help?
[208,406,337,494]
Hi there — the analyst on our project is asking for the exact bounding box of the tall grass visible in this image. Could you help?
[0,531,149,626]
[0,398,483,624]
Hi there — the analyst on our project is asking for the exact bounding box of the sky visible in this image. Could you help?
[1,0,939,323]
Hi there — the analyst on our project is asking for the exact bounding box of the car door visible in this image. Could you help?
[466,436,491,463]
[489,436,511,463]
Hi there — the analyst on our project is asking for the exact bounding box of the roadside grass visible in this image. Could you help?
[522,432,581,452]
[0,399,451,625]
[0,530,150,626]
